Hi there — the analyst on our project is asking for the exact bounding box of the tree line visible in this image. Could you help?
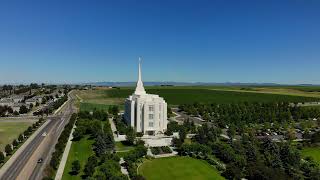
[179,102,320,128]
[0,118,46,165]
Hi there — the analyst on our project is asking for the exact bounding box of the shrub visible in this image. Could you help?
[5,144,12,155]
[0,151,5,163]
[71,160,81,175]
[161,146,172,153]
[151,147,160,155]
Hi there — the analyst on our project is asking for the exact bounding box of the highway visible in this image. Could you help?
[0,92,77,180]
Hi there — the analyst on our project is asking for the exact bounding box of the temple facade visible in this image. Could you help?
[124,59,167,135]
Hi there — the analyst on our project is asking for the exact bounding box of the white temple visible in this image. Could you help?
[124,58,168,135]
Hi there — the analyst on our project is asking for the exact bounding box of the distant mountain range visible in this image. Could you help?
[82,82,320,87]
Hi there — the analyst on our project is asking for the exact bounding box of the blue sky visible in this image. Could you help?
[0,0,319,84]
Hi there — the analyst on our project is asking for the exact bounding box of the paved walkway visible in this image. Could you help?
[109,118,126,142]
[54,124,76,180]
[119,158,129,176]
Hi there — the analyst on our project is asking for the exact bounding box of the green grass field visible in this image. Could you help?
[0,121,34,151]
[301,147,320,164]
[79,102,111,112]
[139,156,224,180]
[115,141,135,151]
[61,136,94,180]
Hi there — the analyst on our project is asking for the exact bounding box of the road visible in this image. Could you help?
[0,91,77,180]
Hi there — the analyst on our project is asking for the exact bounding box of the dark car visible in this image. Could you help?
[37,158,43,163]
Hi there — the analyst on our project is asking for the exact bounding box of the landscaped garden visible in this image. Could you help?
[301,147,320,164]
[138,156,224,180]
[61,136,94,180]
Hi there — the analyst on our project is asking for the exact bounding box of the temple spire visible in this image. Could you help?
[134,57,146,95]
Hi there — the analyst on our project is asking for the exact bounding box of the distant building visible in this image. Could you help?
[11,95,24,103]
[12,103,24,112]
[25,98,37,106]
[124,59,168,135]
[0,98,14,107]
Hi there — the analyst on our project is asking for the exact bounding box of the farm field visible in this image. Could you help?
[301,147,320,164]
[61,136,94,180]
[104,88,319,105]
[209,86,320,98]
[0,121,35,151]
[76,87,320,108]
[138,156,224,180]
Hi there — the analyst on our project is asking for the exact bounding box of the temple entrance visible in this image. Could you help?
[146,131,155,136]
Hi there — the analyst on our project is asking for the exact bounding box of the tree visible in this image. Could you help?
[18,134,24,142]
[19,105,28,114]
[84,156,98,177]
[108,106,119,116]
[72,128,84,141]
[227,125,236,142]
[0,151,5,164]
[13,111,19,116]
[30,83,39,89]
[12,139,19,147]
[71,160,81,175]
[5,144,12,155]
[126,127,136,145]
[179,127,187,142]
[285,128,296,141]
[94,133,114,157]
[311,131,320,144]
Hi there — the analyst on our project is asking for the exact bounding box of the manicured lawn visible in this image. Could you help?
[115,141,135,151]
[80,102,110,112]
[61,136,94,180]
[139,156,224,180]
[0,121,34,151]
[301,147,320,164]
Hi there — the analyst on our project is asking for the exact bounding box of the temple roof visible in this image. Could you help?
[134,57,146,95]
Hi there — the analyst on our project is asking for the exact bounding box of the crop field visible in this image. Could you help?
[0,121,35,151]
[301,147,320,164]
[105,88,319,105]
[75,86,320,109]
[138,156,224,180]
[209,86,320,98]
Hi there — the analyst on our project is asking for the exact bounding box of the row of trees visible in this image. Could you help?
[48,113,77,172]
[179,102,320,128]
[33,94,69,116]
[1,83,45,95]
[0,118,45,164]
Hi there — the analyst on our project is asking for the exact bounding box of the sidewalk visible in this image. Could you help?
[109,118,126,142]
[54,124,76,180]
